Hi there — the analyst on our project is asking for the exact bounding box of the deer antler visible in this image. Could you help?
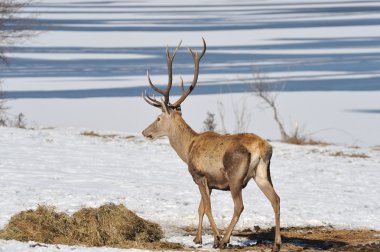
[143,38,206,110]
[143,41,182,108]
[171,38,206,109]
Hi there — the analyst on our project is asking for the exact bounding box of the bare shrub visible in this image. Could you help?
[231,97,251,133]
[0,85,27,128]
[217,100,227,134]
[250,72,327,145]
[0,0,35,62]
[251,72,290,141]
[0,86,9,126]
[12,112,26,128]
[1,0,35,127]
[203,111,217,132]
[217,96,252,134]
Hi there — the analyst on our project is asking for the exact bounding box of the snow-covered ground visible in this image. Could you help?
[0,127,379,251]
[1,0,380,251]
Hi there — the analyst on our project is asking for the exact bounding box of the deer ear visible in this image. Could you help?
[174,106,182,115]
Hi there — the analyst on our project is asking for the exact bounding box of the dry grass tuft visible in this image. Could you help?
[71,204,163,245]
[284,136,330,146]
[0,205,72,244]
[330,151,370,159]
[0,204,181,250]
[372,145,380,151]
[80,131,135,140]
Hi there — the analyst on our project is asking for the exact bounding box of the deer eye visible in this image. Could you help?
[157,117,160,121]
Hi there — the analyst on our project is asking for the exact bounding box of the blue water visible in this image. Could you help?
[1,0,380,98]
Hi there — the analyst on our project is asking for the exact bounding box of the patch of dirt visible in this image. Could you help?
[183,226,380,251]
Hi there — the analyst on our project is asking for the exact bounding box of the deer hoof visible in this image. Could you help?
[272,242,281,252]
[212,236,222,249]
[193,236,202,244]
[212,242,219,249]
[219,240,227,249]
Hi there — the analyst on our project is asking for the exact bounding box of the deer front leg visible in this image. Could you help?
[193,189,212,244]
[193,197,204,244]
[197,177,221,248]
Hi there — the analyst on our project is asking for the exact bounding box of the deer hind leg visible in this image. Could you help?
[220,145,250,248]
[254,160,282,252]
[220,187,243,248]
[197,177,221,248]
[193,189,212,244]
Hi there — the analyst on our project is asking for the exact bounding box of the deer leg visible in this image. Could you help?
[220,187,244,249]
[254,160,281,252]
[193,197,204,244]
[219,144,250,248]
[193,189,212,244]
[197,178,221,248]
[193,189,211,244]
[220,150,249,248]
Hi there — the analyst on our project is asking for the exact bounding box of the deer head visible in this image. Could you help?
[142,38,206,139]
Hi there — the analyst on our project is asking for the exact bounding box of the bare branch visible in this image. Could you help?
[217,101,227,134]
[0,0,36,62]
[251,72,289,141]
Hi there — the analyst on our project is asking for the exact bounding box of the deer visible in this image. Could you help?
[142,38,282,251]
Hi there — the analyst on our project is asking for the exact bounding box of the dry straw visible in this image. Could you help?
[0,203,181,250]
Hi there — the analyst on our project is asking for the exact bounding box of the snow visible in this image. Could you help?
[0,240,145,252]
[1,0,380,250]
[0,127,379,251]
[6,91,380,146]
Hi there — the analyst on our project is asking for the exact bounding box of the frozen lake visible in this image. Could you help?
[1,0,379,145]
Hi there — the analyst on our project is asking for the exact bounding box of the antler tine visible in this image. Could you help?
[142,90,162,108]
[179,76,185,95]
[164,40,182,104]
[187,37,206,60]
[171,38,206,108]
[168,40,182,61]
[147,70,166,96]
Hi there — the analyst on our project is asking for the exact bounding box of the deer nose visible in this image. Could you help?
[142,130,152,139]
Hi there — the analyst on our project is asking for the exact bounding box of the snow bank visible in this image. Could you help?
[0,127,379,250]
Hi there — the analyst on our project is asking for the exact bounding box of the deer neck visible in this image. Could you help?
[167,114,197,164]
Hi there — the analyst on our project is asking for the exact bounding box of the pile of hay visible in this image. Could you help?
[0,203,181,249]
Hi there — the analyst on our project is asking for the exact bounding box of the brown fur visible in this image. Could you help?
[143,39,280,250]
[143,111,282,250]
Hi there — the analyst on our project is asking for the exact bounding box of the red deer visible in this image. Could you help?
[142,39,281,251]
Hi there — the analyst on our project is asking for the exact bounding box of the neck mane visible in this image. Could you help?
[167,112,197,163]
